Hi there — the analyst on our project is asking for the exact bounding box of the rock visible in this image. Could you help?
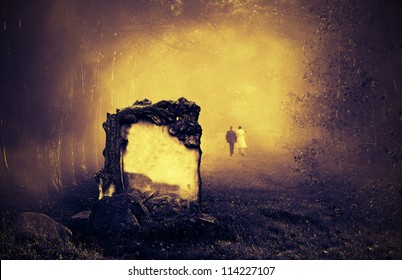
[86,190,215,251]
[87,192,148,248]
[128,192,149,218]
[68,210,92,234]
[142,196,208,241]
[71,211,92,220]
[13,212,72,241]
[145,196,195,221]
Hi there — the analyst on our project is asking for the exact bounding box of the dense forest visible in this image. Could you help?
[1,0,401,193]
[0,0,401,260]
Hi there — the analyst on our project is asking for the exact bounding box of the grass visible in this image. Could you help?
[0,151,401,259]
[0,211,103,260]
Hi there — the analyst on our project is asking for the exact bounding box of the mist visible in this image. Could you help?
[1,0,402,262]
[1,0,401,193]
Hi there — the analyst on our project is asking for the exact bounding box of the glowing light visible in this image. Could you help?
[123,121,200,201]
[95,24,306,155]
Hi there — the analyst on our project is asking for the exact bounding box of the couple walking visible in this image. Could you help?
[226,126,247,156]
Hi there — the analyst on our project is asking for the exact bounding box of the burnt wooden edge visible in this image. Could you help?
[95,97,203,204]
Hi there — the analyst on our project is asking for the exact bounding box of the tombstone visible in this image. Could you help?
[95,97,202,203]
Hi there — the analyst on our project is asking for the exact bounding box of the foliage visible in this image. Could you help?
[284,0,402,184]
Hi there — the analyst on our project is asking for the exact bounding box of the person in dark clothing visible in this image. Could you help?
[226,126,237,156]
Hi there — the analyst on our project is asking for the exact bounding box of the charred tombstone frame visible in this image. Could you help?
[95,97,202,203]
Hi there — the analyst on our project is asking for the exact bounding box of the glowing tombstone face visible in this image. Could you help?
[123,121,200,201]
[98,98,202,202]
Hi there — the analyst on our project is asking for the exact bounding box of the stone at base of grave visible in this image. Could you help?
[13,212,72,241]
[68,211,92,233]
[87,192,148,248]
[144,196,200,222]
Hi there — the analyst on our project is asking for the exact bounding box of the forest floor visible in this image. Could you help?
[1,151,401,259]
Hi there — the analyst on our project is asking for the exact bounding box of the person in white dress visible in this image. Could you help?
[236,126,247,156]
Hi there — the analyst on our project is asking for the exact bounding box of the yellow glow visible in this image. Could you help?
[123,121,200,201]
[94,24,307,155]
[104,184,115,197]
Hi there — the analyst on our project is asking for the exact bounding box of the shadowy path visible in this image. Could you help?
[200,152,402,259]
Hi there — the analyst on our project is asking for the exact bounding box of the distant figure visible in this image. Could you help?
[225,126,237,156]
[236,126,247,156]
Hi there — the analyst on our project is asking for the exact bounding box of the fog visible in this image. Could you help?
[100,25,309,151]
[1,0,401,192]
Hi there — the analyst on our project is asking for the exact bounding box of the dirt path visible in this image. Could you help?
[202,151,300,189]
[199,152,402,259]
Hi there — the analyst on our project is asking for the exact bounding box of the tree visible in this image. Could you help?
[285,0,402,183]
